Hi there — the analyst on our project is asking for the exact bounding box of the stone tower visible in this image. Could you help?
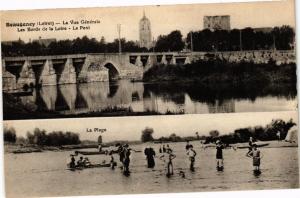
[139,11,152,49]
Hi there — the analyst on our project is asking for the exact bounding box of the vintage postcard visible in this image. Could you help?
[1,0,296,120]
[1,0,298,197]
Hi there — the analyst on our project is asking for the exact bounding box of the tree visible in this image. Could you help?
[141,127,154,142]
[209,130,220,138]
[155,30,185,52]
[4,127,16,143]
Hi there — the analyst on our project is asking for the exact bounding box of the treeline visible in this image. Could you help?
[4,127,81,146]
[186,26,294,51]
[2,26,294,57]
[1,36,148,57]
[155,119,295,144]
[204,119,295,144]
[143,59,297,84]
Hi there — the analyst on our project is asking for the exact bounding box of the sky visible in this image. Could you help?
[3,111,298,142]
[0,0,295,42]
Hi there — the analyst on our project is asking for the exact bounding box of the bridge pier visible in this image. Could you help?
[2,60,17,91]
[36,59,57,86]
[75,57,90,83]
[135,56,143,67]
[161,55,168,65]
[17,60,36,89]
[55,58,76,85]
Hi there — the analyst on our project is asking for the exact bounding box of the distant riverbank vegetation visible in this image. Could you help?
[143,59,296,84]
[4,127,80,146]
[2,26,294,57]
[153,119,296,145]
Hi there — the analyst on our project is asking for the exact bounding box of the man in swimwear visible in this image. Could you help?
[186,145,197,171]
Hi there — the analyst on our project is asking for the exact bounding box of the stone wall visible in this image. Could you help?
[86,69,109,82]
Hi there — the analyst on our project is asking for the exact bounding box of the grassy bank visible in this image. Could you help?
[143,59,296,84]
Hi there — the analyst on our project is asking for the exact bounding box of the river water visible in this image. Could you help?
[16,80,297,117]
[5,142,299,197]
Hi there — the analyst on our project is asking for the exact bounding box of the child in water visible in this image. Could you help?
[160,148,176,176]
[247,144,263,172]
[186,145,197,171]
[109,152,117,170]
[216,140,224,171]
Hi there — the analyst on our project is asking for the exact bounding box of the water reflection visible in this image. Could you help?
[19,80,297,116]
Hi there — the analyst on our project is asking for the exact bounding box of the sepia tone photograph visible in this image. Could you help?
[3,111,298,197]
[1,0,299,197]
[1,0,297,120]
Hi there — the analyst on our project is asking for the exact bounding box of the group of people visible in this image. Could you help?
[69,137,263,176]
[115,143,132,175]
[69,155,92,168]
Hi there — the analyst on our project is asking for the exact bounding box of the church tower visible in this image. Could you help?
[139,11,152,49]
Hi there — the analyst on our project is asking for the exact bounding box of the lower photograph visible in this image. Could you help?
[3,111,299,197]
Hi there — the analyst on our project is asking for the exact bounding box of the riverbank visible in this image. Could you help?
[202,140,298,149]
[143,60,296,84]
[4,143,102,154]
[5,140,297,154]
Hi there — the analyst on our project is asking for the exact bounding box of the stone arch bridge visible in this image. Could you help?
[2,50,295,91]
[2,52,193,90]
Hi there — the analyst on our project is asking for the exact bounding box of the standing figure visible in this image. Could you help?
[162,145,166,153]
[144,147,156,168]
[123,144,131,175]
[109,152,117,170]
[160,148,176,177]
[185,140,191,151]
[186,145,197,171]
[246,137,254,156]
[277,131,281,141]
[216,140,224,171]
[116,143,125,163]
[247,144,262,174]
[98,143,103,152]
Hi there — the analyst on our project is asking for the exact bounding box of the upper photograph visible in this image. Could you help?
[1,0,297,120]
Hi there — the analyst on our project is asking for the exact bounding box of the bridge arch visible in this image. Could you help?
[100,61,121,81]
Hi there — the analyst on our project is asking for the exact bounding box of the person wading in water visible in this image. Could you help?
[216,140,225,171]
[144,146,156,168]
[186,145,197,171]
[160,148,176,177]
[247,144,263,175]
[123,144,131,176]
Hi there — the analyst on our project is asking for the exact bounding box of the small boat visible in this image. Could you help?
[237,143,269,149]
[13,149,42,154]
[75,150,118,155]
[67,163,113,171]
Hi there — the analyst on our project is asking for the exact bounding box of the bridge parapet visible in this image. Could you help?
[2,50,295,91]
